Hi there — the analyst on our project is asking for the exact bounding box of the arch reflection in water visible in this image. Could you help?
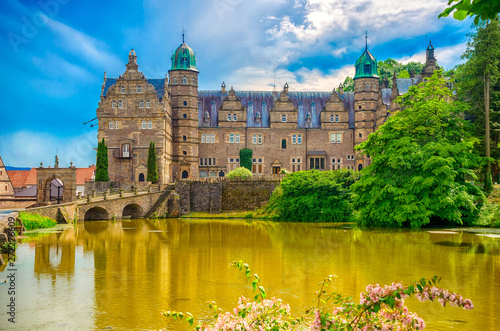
[84,207,109,221]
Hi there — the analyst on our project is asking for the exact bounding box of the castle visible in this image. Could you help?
[96,38,439,183]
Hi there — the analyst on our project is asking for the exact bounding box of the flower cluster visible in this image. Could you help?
[200,296,295,331]
[415,286,474,310]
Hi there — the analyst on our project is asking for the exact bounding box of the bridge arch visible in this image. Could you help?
[122,204,143,219]
[84,207,109,221]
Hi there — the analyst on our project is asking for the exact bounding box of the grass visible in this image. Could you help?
[18,212,57,230]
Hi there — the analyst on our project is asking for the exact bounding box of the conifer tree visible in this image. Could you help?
[95,138,109,181]
[147,142,158,183]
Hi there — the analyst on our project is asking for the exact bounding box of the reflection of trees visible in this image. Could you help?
[32,228,77,278]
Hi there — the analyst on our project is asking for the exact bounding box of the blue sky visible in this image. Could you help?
[0,0,472,168]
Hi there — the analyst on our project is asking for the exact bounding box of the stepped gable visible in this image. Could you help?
[0,156,15,197]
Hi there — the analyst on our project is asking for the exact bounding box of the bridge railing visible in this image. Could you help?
[78,184,163,203]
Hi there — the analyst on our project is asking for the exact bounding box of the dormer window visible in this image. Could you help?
[183,76,187,84]
[364,64,371,74]
[306,112,312,123]
[233,114,237,121]
[281,114,287,122]
[255,111,261,123]
[227,114,231,121]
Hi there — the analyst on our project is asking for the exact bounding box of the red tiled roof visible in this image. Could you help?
[6,170,30,189]
[76,166,95,185]
[25,168,37,185]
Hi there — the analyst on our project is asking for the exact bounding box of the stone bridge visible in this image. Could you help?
[78,186,176,221]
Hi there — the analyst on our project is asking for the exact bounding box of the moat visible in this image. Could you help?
[1,219,499,330]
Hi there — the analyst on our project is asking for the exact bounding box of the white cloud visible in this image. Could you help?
[0,130,97,168]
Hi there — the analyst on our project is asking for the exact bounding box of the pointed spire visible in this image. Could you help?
[365,30,368,51]
[182,28,185,44]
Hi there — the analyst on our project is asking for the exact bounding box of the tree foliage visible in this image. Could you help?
[147,142,159,183]
[352,71,484,228]
[342,76,354,92]
[227,166,253,180]
[455,19,500,186]
[267,170,359,222]
[439,0,500,24]
[239,148,253,171]
[378,59,424,87]
[95,138,109,182]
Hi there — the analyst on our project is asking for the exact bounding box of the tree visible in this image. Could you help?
[439,0,500,24]
[267,170,358,222]
[456,19,500,189]
[147,142,158,183]
[342,76,354,92]
[377,59,424,87]
[95,138,109,181]
[352,71,484,228]
[239,148,252,171]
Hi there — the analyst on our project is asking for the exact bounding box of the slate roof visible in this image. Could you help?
[396,77,420,95]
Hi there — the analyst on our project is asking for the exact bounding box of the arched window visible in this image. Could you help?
[181,170,189,178]
[366,83,370,90]
[200,170,208,178]
[218,171,225,177]
[281,139,287,149]
[173,77,177,84]
[182,76,187,84]
[192,77,196,85]
[358,164,363,171]
[139,173,145,182]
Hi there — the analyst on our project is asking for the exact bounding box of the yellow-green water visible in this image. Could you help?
[0,219,498,330]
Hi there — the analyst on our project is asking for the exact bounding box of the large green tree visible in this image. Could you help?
[352,71,484,228]
[378,59,424,87]
[147,142,158,183]
[95,138,109,182]
[455,19,500,189]
[439,0,500,24]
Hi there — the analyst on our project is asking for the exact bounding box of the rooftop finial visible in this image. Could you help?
[182,28,185,43]
[365,29,368,51]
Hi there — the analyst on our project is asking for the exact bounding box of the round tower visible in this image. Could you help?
[169,35,199,179]
[353,40,379,170]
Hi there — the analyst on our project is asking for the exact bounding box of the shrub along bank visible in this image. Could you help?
[18,212,57,230]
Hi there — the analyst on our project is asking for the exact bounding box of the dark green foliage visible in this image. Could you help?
[95,138,109,182]
[352,71,484,228]
[378,59,424,88]
[267,169,359,222]
[147,142,159,183]
[455,19,500,190]
[240,149,253,171]
[439,0,500,24]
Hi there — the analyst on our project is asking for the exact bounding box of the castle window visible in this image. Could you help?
[229,134,234,143]
[200,170,207,177]
[139,173,145,181]
[136,86,142,93]
[192,77,196,85]
[233,114,237,121]
[229,134,240,143]
[227,114,232,121]
[109,121,114,129]
[228,157,240,171]
[281,139,286,149]
[183,151,187,155]
[183,113,187,119]
[310,157,325,170]
[291,158,301,172]
[335,115,340,122]
[118,100,123,108]
[112,100,116,108]
[115,121,119,129]
[121,144,130,158]
[281,114,287,122]
[366,83,370,90]
[292,134,302,144]
[183,76,187,84]
[359,133,362,138]
[252,158,263,175]
[139,100,144,108]
[120,86,125,93]
[142,121,147,129]
[183,135,187,141]
[146,100,151,108]
[173,77,177,84]
[330,114,334,122]
[330,133,342,144]
[252,134,263,145]
[148,121,152,129]
[358,105,362,110]
[331,158,342,170]
[183,101,187,106]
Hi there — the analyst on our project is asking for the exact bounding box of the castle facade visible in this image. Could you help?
[96,40,439,183]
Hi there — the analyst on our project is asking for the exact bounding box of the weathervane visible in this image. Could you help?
[182,28,185,43]
[365,29,368,50]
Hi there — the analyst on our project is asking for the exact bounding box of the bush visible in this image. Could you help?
[227,167,253,180]
[239,149,253,171]
[19,212,57,230]
[267,169,359,222]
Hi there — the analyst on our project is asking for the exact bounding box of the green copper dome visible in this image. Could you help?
[170,43,198,72]
[354,49,379,79]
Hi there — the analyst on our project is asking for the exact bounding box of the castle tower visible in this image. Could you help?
[169,35,199,179]
[419,41,440,82]
[353,37,379,170]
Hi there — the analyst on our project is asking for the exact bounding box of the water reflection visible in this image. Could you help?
[1,220,499,330]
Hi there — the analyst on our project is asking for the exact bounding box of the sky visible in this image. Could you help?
[0,0,473,168]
